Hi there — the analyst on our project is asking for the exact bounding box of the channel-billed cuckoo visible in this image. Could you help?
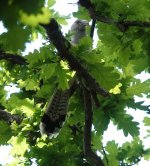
[40,19,89,136]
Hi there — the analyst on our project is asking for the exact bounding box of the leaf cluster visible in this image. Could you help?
[0,0,150,166]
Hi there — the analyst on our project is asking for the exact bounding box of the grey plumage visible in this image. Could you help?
[71,19,89,45]
[40,19,89,136]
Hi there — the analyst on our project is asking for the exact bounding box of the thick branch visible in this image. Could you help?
[0,51,27,65]
[41,19,109,97]
[78,0,150,31]
[118,20,150,29]
[83,87,104,166]
[0,109,22,124]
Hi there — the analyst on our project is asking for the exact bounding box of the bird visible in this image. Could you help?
[39,19,89,136]
[71,19,89,45]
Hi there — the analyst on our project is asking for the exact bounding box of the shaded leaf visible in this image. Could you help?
[126,79,150,97]
[0,121,12,144]
[89,63,120,90]
[40,63,57,80]
[93,110,110,135]
[0,26,30,51]
[111,111,140,137]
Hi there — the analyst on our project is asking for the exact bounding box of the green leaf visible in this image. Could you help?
[106,141,118,155]
[131,58,149,73]
[81,51,102,64]
[7,95,35,116]
[27,47,56,67]
[144,148,150,160]
[40,63,57,80]
[54,13,70,25]
[0,121,12,144]
[127,99,148,112]
[124,62,136,77]
[55,65,69,90]
[92,133,103,150]
[8,136,28,156]
[18,78,39,91]
[78,36,93,50]
[111,111,140,137]
[143,117,150,126]
[47,0,56,7]
[0,0,150,165]
[119,137,144,163]
[36,84,54,99]
[105,141,119,166]
[0,1,19,28]
[26,49,41,66]
[126,79,150,97]
[18,1,45,14]
[0,86,7,106]
[132,39,142,55]
[20,7,51,26]
[93,109,110,135]
[0,26,30,51]
[89,63,120,90]
[73,6,90,20]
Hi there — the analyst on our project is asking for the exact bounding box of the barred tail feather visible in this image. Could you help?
[40,89,69,136]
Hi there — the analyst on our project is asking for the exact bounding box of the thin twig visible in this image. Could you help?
[102,146,109,166]
[68,3,77,5]
[90,19,96,38]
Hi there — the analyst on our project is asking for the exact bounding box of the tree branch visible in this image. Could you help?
[91,91,101,108]
[0,109,22,124]
[78,0,150,31]
[83,87,105,166]
[90,19,96,38]
[147,105,150,114]
[0,51,27,65]
[89,19,101,107]
[41,19,109,97]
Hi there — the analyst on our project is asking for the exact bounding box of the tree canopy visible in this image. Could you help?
[0,0,150,165]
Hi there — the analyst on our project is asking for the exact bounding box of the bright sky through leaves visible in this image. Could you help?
[0,0,150,165]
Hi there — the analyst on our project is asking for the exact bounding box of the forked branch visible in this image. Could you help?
[78,0,150,31]
[41,19,109,97]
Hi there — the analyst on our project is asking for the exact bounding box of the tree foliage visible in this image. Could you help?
[0,0,150,165]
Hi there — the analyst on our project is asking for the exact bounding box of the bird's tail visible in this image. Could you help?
[40,89,69,135]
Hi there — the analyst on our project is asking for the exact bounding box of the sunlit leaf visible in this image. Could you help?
[105,141,119,166]
[20,7,51,26]
[9,136,28,156]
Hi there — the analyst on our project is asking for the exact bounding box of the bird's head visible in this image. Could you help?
[71,19,89,32]
[70,19,89,44]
